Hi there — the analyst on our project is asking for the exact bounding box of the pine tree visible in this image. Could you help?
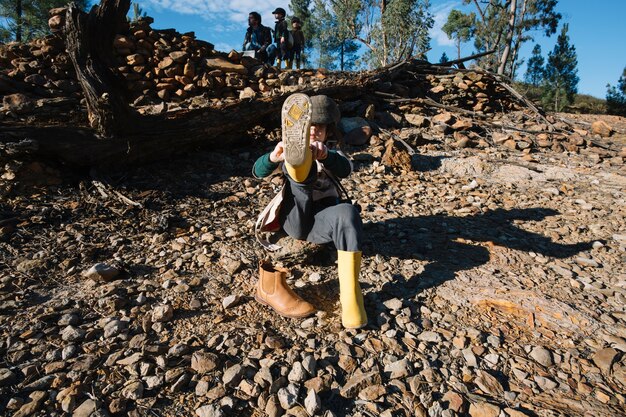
[439,52,449,64]
[0,0,90,42]
[606,67,626,116]
[524,44,544,86]
[542,23,578,112]
[442,9,475,60]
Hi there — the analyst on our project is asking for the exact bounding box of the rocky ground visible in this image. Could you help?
[1,113,625,417]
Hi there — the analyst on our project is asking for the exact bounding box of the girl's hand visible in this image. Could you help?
[270,142,285,163]
[310,141,328,160]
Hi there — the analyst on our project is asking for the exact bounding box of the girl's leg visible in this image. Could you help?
[305,203,367,329]
[305,203,363,251]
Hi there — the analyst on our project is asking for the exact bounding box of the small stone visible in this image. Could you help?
[83,263,120,282]
[265,395,283,417]
[195,380,210,396]
[418,331,442,343]
[442,391,464,413]
[592,348,620,374]
[121,380,144,400]
[504,408,530,417]
[222,295,241,309]
[468,401,500,417]
[61,325,85,342]
[533,375,558,390]
[168,343,190,357]
[152,304,174,322]
[277,384,299,410]
[13,391,47,417]
[196,404,224,417]
[170,373,191,392]
[192,351,220,374]
[71,399,98,417]
[383,298,403,310]
[222,364,243,387]
[341,371,382,398]
[358,384,386,401]
[304,389,321,415]
[6,397,24,410]
[302,355,316,375]
[104,319,127,338]
[462,349,478,367]
[530,346,554,367]
[384,358,412,379]
[591,120,613,137]
[0,368,17,386]
[288,362,308,383]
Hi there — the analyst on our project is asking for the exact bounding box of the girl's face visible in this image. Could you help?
[310,124,328,142]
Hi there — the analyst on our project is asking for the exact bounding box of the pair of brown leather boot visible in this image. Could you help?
[256,262,316,318]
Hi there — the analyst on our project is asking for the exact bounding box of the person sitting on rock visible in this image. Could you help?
[266,7,290,68]
[252,93,367,329]
[242,11,272,61]
[288,17,305,69]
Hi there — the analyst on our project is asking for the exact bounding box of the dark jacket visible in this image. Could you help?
[292,29,305,48]
[273,19,289,44]
[243,24,272,50]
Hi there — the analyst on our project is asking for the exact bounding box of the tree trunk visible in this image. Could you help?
[64,0,136,137]
[497,0,517,75]
[340,41,344,71]
[16,0,22,42]
[508,0,528,79]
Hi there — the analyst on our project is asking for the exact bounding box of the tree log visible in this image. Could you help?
[64,0,136,137]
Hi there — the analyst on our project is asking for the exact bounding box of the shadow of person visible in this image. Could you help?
[363,207,594,301]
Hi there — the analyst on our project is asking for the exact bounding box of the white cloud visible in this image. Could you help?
[213,42,238,52]
[430,1,460,47]
[143,0,278,25]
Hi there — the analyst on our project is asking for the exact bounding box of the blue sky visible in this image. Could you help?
[137,0,625,98]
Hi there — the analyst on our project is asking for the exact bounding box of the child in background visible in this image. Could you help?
[289,17,305,69]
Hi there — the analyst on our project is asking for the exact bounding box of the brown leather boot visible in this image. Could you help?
[256,262,316,318]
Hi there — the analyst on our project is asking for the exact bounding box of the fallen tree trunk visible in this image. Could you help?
[0,84,370,167]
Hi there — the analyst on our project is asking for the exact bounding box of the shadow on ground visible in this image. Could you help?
[364,207,593,300]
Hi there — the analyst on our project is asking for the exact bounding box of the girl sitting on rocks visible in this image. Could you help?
[252,93,367,329]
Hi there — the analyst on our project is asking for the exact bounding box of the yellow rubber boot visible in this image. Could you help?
[285,151,312,182]
[275,58,281,69]
[286,59,293,69]
[337,250,367,329]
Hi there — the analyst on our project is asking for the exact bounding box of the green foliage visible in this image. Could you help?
[442,9,475,59]
[369,0,433,67]
[541,23,578,112]
[460,0,560,76]
[524,43,544,86]
[514,81,606,114]
[439,51,449,64]
[606,67,626,116]
[309,0,359,70]
[0,0,90,42]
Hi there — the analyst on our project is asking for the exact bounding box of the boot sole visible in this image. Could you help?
[281,93,312,167]
[255,295,316,319]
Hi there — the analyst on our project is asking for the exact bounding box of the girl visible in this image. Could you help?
[252,93,367,329]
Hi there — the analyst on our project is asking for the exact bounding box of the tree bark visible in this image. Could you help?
[507,0,528,79]
[64,0,136,137]
[16,0,22,42]
[497,0,517,75]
